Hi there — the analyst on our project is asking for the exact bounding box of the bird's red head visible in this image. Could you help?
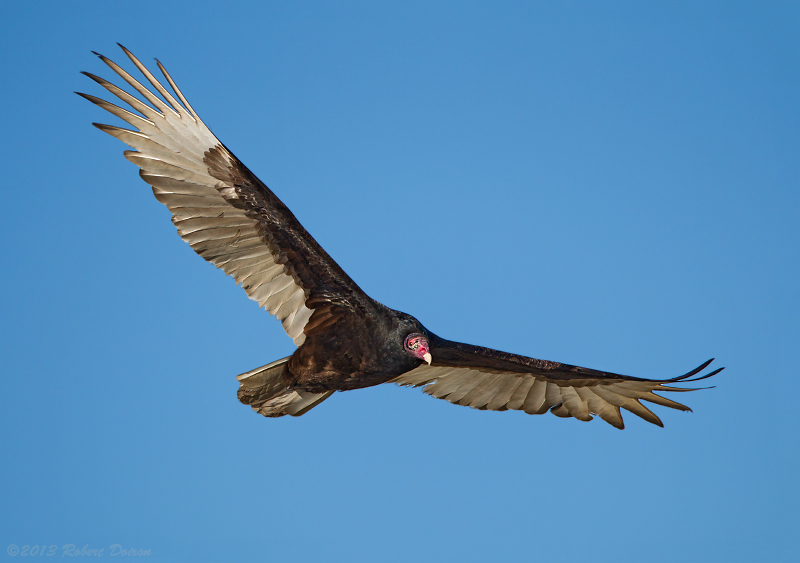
[404,333,432,364]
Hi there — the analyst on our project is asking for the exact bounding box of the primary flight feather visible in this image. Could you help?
[80,45,723,429]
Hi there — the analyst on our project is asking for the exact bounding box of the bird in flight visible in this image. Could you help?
[79,45,723,429]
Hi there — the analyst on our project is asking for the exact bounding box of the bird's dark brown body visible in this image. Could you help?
[81,45,724,428]
[286,306,426,393]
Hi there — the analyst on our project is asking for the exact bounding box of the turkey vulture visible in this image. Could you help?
[79,45,723,429]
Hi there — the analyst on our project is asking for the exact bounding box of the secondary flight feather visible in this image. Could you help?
[80,45,723,429]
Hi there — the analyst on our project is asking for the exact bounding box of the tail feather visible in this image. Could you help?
[236,357,333,417]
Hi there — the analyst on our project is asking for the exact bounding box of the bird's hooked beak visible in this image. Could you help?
[423,352,432,365]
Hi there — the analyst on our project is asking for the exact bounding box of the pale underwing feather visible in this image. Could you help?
[591,385,664,427]
[439,371,486,403]
[577,387,624,429]
[550,404,573,418]
[392,361,702,428]
[559,387,592,421]
[81,47,316,346]
[423,369,475,398]
[485,376,524,411]
[544,382,563,412]
[506,377,535,410]
[459,373,504,407]
[522,379,548,414]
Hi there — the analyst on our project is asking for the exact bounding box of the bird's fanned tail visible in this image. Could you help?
[236,357,333,417]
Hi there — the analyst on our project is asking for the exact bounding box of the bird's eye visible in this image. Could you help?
[404,332,425,353]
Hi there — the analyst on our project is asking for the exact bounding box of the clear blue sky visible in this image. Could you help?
[1,1,798,561]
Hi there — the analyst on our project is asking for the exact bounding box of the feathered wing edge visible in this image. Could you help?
[78,45,319,345]
[390,359,723,429]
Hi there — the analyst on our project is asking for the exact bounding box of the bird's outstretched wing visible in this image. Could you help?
[79,45,375,345]
[391,336,723,428]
